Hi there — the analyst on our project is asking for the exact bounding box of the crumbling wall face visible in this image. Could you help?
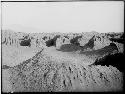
[2,31,20,47]
[2,31,33,47]
[114,42,124,53]
[56,38,64,49]
[56,37,70,49]
[78,33,97,47]
[63,38,70,45]
[93,35,111,50]
[2,30,121,52]
[30,39,36,48]
[39,38,47,48]
[78,37,90,46]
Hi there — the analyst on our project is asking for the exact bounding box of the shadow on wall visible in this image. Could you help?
[45,35,60,47]
[93,52,124,72]
[57,44,83,52]
[110,38,125,44]
[80,43,118,56]
[70,35,82,46]
[81,35,95,50]
[20,39,31,47]
[56,35,95,52]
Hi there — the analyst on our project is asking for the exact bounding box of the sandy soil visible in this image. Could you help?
[2,45,42,92]
[2,69,12,92]
[2,45,123,92]
[1,45,95,92]
[2,45,42,67]
[2,45,94,67]
[43,47,95,66]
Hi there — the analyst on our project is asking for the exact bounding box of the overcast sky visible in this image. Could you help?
[2,1,124,33]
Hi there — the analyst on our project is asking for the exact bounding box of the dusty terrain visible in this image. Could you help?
[2,30,124,92]
[2,44,42,67]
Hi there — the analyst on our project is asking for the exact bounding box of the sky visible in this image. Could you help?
[2,1,124,33]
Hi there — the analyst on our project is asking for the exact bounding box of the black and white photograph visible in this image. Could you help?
[1,0,124,92]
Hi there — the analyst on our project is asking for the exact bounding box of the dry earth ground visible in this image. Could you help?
[2,45,95,92]
[2,45,123,92]
[2,44,42,67]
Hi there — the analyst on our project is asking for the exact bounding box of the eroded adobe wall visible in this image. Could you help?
[2,30,124,52]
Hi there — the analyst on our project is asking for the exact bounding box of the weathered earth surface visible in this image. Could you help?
[2,44,42,67]
[2,30,121,50]
[4,48,123,92]
[2,30,124,92]
[2,69,13,92]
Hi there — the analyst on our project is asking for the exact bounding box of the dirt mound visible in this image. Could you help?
[6,48,123,92]
[2,44,42,67]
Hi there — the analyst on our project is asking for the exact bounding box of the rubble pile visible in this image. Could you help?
[8,49,123,92]
[93,35,112,50]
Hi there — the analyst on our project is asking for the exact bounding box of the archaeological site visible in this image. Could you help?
[2,30,124,92]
